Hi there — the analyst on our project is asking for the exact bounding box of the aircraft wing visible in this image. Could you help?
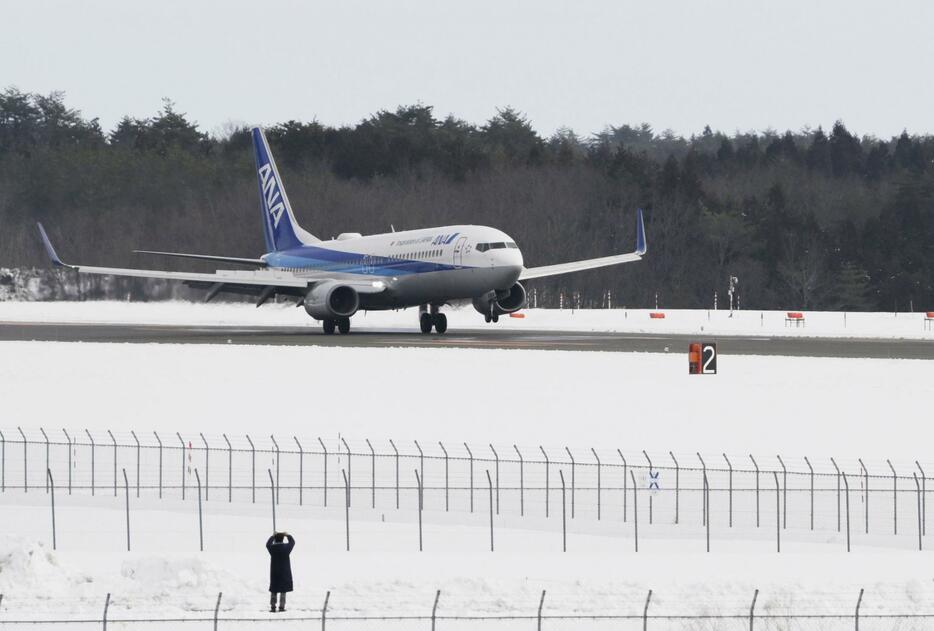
[37,223,387,301]
[519,209,647,281]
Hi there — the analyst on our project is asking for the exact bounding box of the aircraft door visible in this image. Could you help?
[452,236,467,268]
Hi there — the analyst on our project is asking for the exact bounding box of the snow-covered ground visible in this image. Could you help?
[1,300,934,339]
[0,339,932,627]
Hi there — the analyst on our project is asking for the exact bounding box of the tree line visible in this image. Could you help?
[1,87,933,310]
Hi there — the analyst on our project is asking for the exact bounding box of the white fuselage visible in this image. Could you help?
[263,225,524,308]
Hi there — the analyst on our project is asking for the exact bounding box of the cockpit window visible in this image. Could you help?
[477,242,512,251]
[506,242,518,249]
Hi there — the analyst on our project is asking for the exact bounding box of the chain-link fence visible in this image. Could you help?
[1,427,930,552]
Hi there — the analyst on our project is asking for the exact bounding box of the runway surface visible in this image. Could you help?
[0,321,933,358]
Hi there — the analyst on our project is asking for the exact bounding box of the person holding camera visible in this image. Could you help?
[266,532,295,612]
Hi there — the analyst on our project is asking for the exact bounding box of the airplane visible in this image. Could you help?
[37,127,647,335]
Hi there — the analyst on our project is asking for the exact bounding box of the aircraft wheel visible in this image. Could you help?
[419,312,433,334]
[484,314,491,323]
[337,318,351,334]
[322,319,336,335]
[434,313,447,334]
[492,315,499,323]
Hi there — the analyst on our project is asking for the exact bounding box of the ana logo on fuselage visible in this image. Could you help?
[258,163,286,228]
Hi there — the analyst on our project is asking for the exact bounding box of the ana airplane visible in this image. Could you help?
[37,127,647,334]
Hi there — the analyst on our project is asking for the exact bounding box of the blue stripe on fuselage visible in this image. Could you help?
[265,245,471,276]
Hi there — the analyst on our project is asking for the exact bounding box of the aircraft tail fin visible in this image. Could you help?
[251,127,319,252]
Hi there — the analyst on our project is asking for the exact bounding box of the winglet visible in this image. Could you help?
[36,222,67,267]
[635,208,647,256]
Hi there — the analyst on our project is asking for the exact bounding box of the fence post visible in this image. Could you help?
[669,452,679,524]
[40,428,49,493]
[246,435,256,504]
[18,427,27,494]
[722,453,733,528]
[804,456,814,530]
[213,592,222,631]
[431,589,440,631]
[749,454,759,527]
[200,433,210,502]
[465,443,474,513]
[176,432,185,500]
[195,468,204,551]
[321,590,330,631]
[222,434,232,503]
[107,430,117,497]
[559,469,567,552]
[916,461,927,536]
[439,441,449,512]
[102,592,110,631]
[831,457,841,532]
[414,440,424,497]
[514,445,524,517]
[540,446,550,518]
[130,431,140,499]
[749,589,758,631]
[619,450,627,522]
[855,587,864,631]
[415,469,423,552]
[295,437,304,507]
[268,468,276,533]
[887,459,897,535]
[47,468,56,550]
[490,444,500,515]
[537,590,546,631]
[271,435,281,505]
[153,431,162,499]
[642,589,652,631]
[773,472,780,552]
[367,439,376,509]
[123,468,130,551]
[776,455,787,529]
[643,451,653,525]
[85,429,96,496]
[914,472,923,551]
[704,471,710,552]
[486,469,494,552]
[565,447,575,519]
[592,448,602,521]
[342,469,350,551]
[342,437,352,508]
[318,437,328,508]
[630,470,639,552]
[389,439,399,510]
[858,458,869,534]
[697,453,706,526]
[843,472,852,552]
[61,429,73,496]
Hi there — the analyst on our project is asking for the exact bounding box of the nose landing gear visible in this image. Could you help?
[419,305,448,334]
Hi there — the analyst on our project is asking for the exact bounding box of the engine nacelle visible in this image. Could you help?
[304,282,359,320]
[472,282,526,317]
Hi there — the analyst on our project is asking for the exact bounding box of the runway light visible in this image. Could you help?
[509,313,525,318]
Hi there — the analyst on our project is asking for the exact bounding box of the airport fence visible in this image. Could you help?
[0,427,931,552]
[1,587,934,630]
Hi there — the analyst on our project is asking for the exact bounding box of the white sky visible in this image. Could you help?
[3,0,933,139]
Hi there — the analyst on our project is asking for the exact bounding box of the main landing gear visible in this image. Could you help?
[419,305,447,334]
[322,318,351,335]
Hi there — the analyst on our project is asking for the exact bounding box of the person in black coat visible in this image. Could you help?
[266,532,295,612]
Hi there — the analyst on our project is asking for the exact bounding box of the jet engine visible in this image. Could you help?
[304,282,359,320]
[472,282,526,319]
